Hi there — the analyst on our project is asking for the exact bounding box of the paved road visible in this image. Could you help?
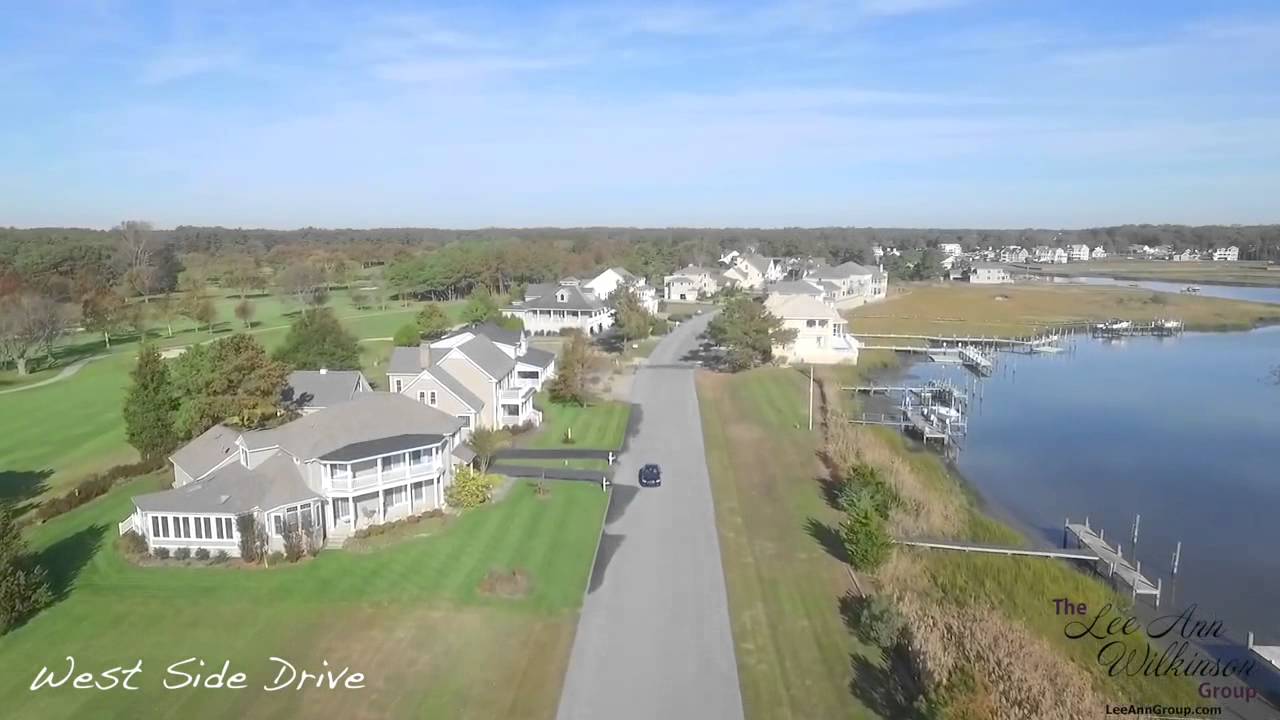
[557,311,744,720]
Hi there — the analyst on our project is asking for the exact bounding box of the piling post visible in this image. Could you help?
[1100,527,1104,541]
[1063,518,1069,549]
[1172,541,1181,576]
[1249,632,1255,650]
[1131,514,1141,554]
[1156,578,1162,609]
[1116,542,1122,559]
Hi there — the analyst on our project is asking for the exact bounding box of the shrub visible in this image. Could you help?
[267,551,285,566]
[193,548,210,561]
[236,513,263,562]
[534,481,551,498]
[212,550,229,564]
[393,323,421,347]
[118,530,149,556]
[561,428,576,445]
[838,462,900,518]
[445,466,500,509]
[173,547,192,561]
[153,547,171,560]
[282,529,305,562]
[857,595,906,649]
[507,419,537,436]
[841,488,892,571]
[0,510,51,632]
[35,456,166,521]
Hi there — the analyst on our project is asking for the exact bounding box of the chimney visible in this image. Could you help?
[319,368,328,375]
[418,342,432,368]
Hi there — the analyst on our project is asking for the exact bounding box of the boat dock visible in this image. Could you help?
[1091,319,1184,337]
[896,538,1099,561]
[1247,633,1280,673]
[957,346,993,375]
[1064,518,1163,606]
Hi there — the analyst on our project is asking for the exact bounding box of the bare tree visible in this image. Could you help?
[116,220,156,300]
[0,293,62,375]
[276,263,325,306]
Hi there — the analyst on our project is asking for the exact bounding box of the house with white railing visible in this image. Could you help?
[764,293,860,365]
[387,323,554,434]
[502,279,613,335]
[121,393,473,556]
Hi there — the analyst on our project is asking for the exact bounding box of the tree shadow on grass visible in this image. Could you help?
[849,652,926,720]
[805,516,847,563]
[39,523,106,600]
[0,469,53,519]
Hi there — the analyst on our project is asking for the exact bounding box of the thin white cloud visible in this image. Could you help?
[857,0,976,17]
[138,51,240,85]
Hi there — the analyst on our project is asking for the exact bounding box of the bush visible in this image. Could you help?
[236,514,264,563]
[841,488,893,571]
[118,530,149,556]
[445,466,500,509]
[173,547,192,561]
[282,529,305,562]
[507,419,537,436]
[393,323,421,347]
[193,548,210,561]
[35,456,166,521]
[153,547,171,560]
[857,595,906,649]
[669,312,692,323]
[212,550,229,564]
[838,462,899,518]
[267,551,285,566]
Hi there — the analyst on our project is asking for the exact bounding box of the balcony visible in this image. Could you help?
[329,460,440,493]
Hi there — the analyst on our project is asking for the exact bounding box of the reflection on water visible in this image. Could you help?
[899,327,1280,643]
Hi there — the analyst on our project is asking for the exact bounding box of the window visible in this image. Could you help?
[330,463,351,480]
[181,517,191,539]
[202,517,212,538]
[194,517,204,539]
[152,516,162,538]
[518,370,539,380]
[215,518,225,540]
[393,379,403,392]
[381,454,404,472]
[273,515,285,535]
[458,414,471,428]
[428,390,437,406]
[412,482,425,502]
[286,506,299,530]
[300,505,313,530]
[410,449,426,467]
[806,319,816,327]
[417,390,426,403]
[161,516,170,538]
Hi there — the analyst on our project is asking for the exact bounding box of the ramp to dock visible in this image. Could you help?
[897,538,1098,561]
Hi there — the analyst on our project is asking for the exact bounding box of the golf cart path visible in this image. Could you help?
[0,354,104,395]
[556,310,745,720]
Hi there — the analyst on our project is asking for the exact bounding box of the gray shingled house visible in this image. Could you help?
[280,369,371,414]
[121,393,471,557]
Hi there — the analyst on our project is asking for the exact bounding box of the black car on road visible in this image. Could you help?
[638,464,662,487]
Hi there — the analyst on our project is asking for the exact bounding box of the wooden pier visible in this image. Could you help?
[897,538,1099,561]
[851,331,1059,348]
[1064,518,1163,606]
[1247,633,1280,673]
[1090,319,1184,337]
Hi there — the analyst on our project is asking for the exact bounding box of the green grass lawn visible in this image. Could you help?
[525,395,631,451]
[0,295,461,502]
[697,368,888,720]
[3,474,606,719]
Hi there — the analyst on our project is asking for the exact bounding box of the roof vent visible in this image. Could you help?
[219,494,230,504]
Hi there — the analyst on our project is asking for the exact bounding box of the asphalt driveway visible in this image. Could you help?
[556,311,745,720]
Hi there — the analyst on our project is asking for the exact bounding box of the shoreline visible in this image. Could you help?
[1025,268,1280,290]
[870,351,1280,717]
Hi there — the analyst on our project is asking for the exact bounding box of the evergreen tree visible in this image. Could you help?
[416,303,452,339]
[706,296,796,371]
[0,509,52,633]
[123,344,178,461]
[840,488,892,571]
[547,331,596,405]
[273,307,359,370]
[172,334,290,438]
[393,323,421,347]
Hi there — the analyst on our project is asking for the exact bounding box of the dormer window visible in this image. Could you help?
[556,290,568,303]
[239,447,248,466]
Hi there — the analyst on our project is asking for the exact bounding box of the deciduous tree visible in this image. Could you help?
[547,331,597,405]
[460,287,500,324]
[416,303,452,339]
[706,296,796,371]
[81,289,125,349]
[466,427,512,473]
[234,299,255,329]
[0,293,62,375]
[172,334,290,438]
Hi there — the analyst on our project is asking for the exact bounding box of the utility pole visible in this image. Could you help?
[808,365,814,431]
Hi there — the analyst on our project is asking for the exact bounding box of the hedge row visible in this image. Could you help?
[36,456,167,522]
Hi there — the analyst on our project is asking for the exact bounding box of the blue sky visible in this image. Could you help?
[2,0,1279,229]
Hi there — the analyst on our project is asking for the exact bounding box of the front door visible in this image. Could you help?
[333,498,351,527]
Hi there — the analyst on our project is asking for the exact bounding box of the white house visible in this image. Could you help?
[123,393,473,557]
[1172,249,1200,262]
[1213,246,1240,262]
[939,243,964,257]
[999,246,1029,264]
[968,262,1013,284]
[764,294,860,365]
[387,323,554,434]
[1067,244,1091,262]
[585,267,659,314]
[281,370,371,414]
[1128,244,1154,257]
[663,265,718,300]
[502,279,613,335]
[803,261,886,308]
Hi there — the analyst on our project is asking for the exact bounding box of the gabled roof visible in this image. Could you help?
[668,265,713,278]
[809,261,873,280]
[281,370,367,410]
[170,424,239,478]
[765,293,844,322]
[767,280,824,297]
[740,254,774,274]
[135,453,320,515]
[388,346,425,374]
[425,366,485,411]
[454,336,517,379]
[241,393,462,461]
[514,283,604,311]
[467,322,521,348]
[517,346,556,370]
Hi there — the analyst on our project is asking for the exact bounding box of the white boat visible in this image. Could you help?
[1182,285,1201,294]
[1032,345,1064,354]
[1095,319,1132,332]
